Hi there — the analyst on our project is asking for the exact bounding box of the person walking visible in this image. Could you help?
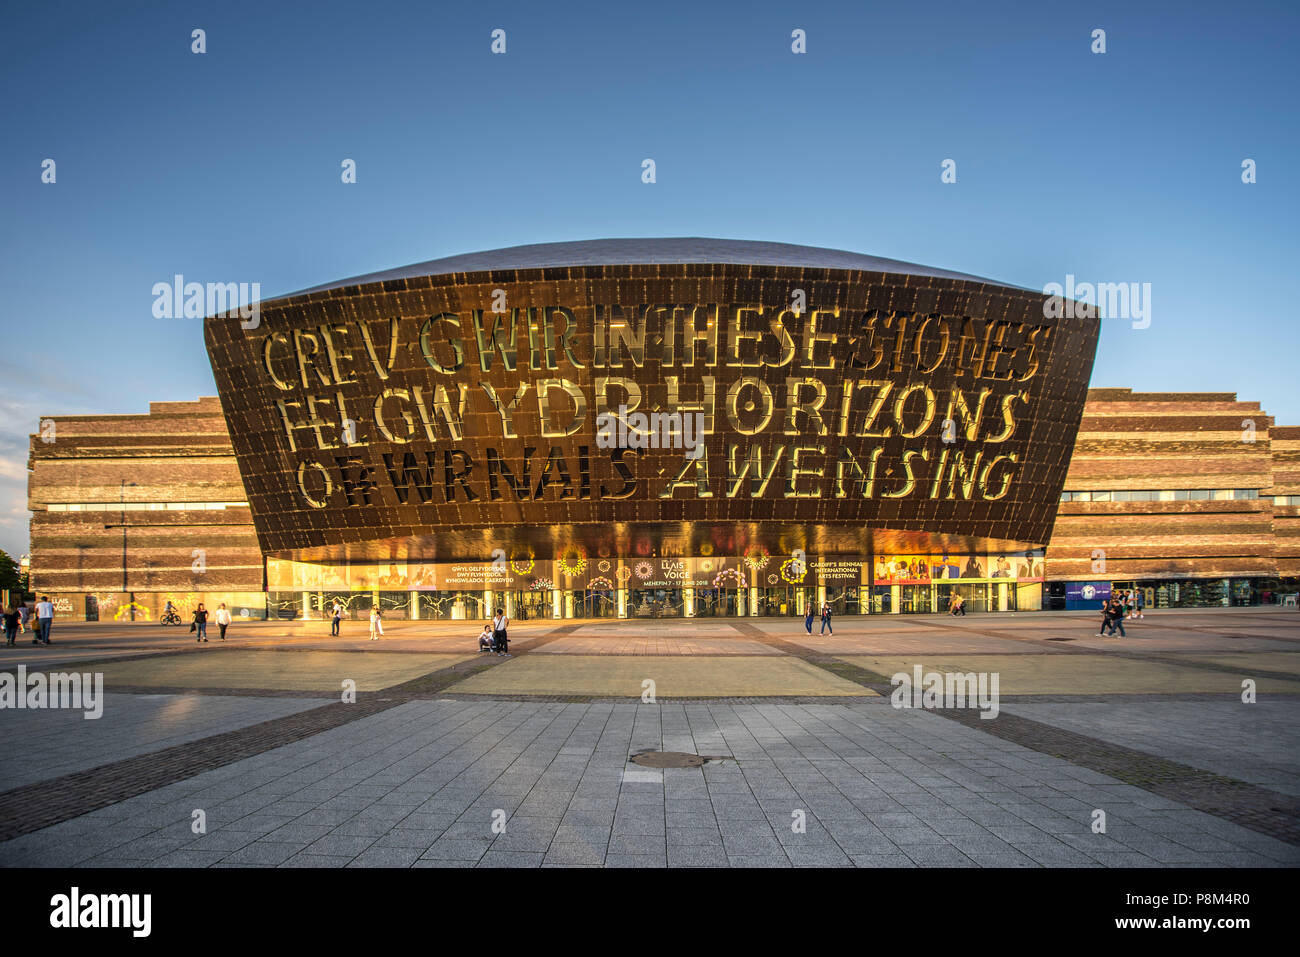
[1096,599,1111,637]
[1107,598,1126,638]
[34,595,54,645]
[330,600,342,637]
[804,603,815,635]
[2,606,18,646]
[215,603,232,640]
[492,607,511,656]
[819,602,833,635]
[368,606,383,641]
[193,603,209,642]
[15,602,27,637]
[1135,591,1145,619]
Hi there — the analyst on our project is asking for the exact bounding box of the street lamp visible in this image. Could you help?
[104,480,137,619]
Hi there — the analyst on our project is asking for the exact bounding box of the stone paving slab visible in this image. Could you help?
[2,608,1297,868]
[80,650,479,692]
[1,698,1293,868]
[448,655,875,697]
[566,623,746,638]
[1001,699,1300,797]
[783,632,1062,655]
[0,618,573,665]
[839,654,1300,695]
[0,692,416,841]
[0,648,169,669]
[1179,652,1300,675]
[0,693,331,789]
[530,634,781,656]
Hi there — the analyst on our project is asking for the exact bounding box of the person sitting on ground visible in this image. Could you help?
[478,623,495,653]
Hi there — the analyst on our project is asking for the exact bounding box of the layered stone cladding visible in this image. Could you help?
[1044,389,1283,581]
[27,397,263,596]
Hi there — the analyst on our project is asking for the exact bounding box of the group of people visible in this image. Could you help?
[803,602,834,635]
[1096,590,1143,637]
[948,593,966,616]
[322,601,513,652]
[477,608,512,655]
[181,602,233,642]
[1115,589,1145,619]
[2,597,54,646]
[325,601,388,641]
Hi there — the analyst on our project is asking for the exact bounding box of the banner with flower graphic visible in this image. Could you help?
[267,553,937,592]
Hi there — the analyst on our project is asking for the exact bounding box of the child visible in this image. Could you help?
[477,623,495,653]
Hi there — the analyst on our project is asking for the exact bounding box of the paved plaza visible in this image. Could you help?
[0,608,1297,868]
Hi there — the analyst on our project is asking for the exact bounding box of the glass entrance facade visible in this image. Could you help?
[267,549,1047,620]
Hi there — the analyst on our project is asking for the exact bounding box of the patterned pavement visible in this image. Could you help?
[0,608,1296,867]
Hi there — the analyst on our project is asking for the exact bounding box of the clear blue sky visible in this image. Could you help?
[1,0,1296,557]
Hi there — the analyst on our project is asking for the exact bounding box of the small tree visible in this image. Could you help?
[0,550,21,595]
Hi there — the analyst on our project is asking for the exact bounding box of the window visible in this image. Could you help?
[1091,491,1112,502]
[44,501,248,512]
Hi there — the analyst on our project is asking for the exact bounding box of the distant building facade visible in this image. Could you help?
[25,241,1300,620]
[26,398,264,622]
[1044,390,1300,609]
[30,392,1300,620]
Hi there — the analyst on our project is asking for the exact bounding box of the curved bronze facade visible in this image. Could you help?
[203,240,1098,567]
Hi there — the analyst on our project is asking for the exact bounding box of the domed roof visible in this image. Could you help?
[288,237,1017,298]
